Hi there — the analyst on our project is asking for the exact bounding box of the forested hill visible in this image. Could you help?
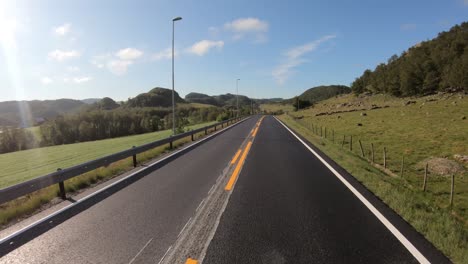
[185,92,253,107]
[126,87,185,107]
[298,85,351,104]
[352,22,468,96]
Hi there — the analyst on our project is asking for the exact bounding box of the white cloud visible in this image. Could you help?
[272,35,336,85]
[187,40,224,56]
[72,76,92,83]
[67,66,80,72]
[153,48,175,60]
[224,18,269,43]
[400,23,417,31]
[107,60,133,75]
[54,23,71,36]
[48,49,81,61]
[41,77,53,84]
[92,49,142,75]
[224,18,268,32]
[116,48,143,60]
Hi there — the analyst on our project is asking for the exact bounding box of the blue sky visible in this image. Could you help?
[0,0,467,101]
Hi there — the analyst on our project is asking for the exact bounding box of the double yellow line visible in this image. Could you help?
[184,117,265,264]
[225,116,265,191]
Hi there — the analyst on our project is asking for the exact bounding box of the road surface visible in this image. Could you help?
[0,115,448,263]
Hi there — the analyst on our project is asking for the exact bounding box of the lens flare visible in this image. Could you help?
[0,2,33,127]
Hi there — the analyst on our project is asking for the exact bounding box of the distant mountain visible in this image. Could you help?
[296,85,351,104]
[0,99,85,127]
[185,92,220,106]
[81,98,102,104]
[126,87,185,108]
[185,92,253,107]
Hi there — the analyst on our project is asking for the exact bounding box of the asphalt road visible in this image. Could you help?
[0,117,258,264]
[0,115,448,263]
[202,116,448,264]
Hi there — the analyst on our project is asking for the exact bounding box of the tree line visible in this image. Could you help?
[0,106,234,154]
[351,22,467,96]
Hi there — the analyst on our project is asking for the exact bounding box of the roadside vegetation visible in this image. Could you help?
[0,121,216,189]
[273,92,467,263]
[0,87,256,155]
[0,120,228,227]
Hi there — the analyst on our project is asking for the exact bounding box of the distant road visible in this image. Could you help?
[0,116,448,263]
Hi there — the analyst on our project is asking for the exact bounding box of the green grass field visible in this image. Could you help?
[274,92,468,263]
[0,121,215,189]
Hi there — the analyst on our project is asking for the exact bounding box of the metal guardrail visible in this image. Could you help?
[0,116,245,205]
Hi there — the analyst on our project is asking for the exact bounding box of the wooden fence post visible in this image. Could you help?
[320,126,323,137]
[325,127,327,139]
[383,147,387,168]
[359,140,365,157]
[371,143,375,163]
[349,135,353,151]
[422,163,428,191]
[342,135,346,148]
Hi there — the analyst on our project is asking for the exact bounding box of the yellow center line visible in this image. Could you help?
[230,149,242,165]
[185,258,198,264]
[225,141,253,191]
[252,127,259,137]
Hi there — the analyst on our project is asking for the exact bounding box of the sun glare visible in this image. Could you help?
[0,1,34,127]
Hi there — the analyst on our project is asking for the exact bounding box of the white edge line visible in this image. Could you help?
[128,237,153,264]
[178,217,192,238]
[0,117,250,245]
[273,116,430,264]
[196,198,205,212]
[157,245,172,264]
[208,184,215,195]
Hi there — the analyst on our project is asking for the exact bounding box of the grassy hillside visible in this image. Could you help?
[277,92,468,262]
[260,103,295,113]
[0,121,215,189]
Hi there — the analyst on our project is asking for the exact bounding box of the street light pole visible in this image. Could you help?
[236,78,240,117]
[172,16,182,135]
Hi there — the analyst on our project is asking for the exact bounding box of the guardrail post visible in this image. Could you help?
[191,133,194,141]
[169,141,173,149]
[132,146,137,167]
[214,125,217,131]
[205,128,207,135]
[57,168,66,200]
